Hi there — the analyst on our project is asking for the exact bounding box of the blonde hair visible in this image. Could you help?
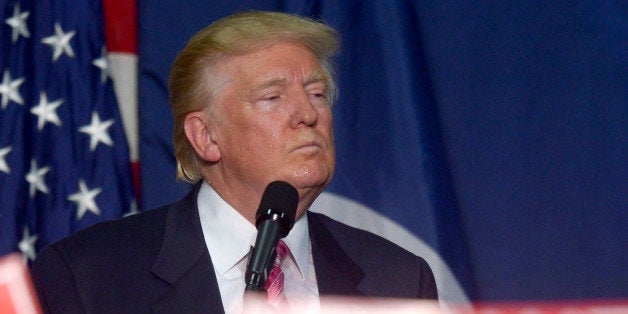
[168,11,341,183]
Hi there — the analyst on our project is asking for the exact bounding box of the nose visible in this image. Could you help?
[290,89,318,128]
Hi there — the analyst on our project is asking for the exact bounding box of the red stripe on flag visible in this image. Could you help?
[103,0,137,53]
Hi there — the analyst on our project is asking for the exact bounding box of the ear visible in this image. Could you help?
[183,112,221,162]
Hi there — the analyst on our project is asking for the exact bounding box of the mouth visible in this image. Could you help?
[294,142,322,154]
[290,130,331,155]
[298,140,321,148]
[292,138,324,153]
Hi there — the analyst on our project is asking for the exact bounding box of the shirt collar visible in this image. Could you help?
[198,181,256,277]
[197,181,311,279]
[283,211,311,279]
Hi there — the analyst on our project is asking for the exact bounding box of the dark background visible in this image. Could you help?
[137,0,627,300]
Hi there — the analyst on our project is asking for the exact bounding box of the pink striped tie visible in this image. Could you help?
[264,240,289,309]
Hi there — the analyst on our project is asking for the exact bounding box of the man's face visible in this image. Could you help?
[207,42,335,215]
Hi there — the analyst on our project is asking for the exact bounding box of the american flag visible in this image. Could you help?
[0,0,135,262]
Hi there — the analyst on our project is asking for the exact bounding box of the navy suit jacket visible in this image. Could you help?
[31,184,437,313]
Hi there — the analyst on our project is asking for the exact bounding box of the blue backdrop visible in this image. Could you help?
[137,0,626,301]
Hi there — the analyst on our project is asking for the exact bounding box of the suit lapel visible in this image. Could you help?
[147,188,365,311]
[150,183,224,313]
[308,212,365,296]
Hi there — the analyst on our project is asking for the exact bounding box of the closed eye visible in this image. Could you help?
[261,94,281,101]
[310,92,327,99]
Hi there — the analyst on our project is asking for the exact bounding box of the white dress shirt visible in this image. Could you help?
[197,181,320,314]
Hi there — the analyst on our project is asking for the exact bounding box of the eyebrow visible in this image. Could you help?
[251,78,287,92]
[304,70,329,86]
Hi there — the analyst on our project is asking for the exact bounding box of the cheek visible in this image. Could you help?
[319,111,335,145]
[244,127,285,158]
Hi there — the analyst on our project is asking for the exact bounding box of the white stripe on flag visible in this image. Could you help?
[108,52,139,161]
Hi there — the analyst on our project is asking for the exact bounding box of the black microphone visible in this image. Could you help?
[244,181,298,291]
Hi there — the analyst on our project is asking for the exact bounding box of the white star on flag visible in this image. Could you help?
[41,22,76,62]
[92,47,110,84]
[0,69,25,109]
[5,3,30,42]
[25,159,50,197]
[0,146,12,174]
[68,179,102,220]
[18,226,39,262]
[1,0,135,269]
[79,111,115,151]
[31,92,64,131]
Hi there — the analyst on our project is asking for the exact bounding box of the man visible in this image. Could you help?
[31,11,437,313]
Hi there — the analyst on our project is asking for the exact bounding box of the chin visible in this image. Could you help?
[290,169,331,188]
[277,161,333,191]
[286,177,321,189]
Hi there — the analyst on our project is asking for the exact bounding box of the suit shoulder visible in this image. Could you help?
[31,204,178,312]
[309,211,419,259]
[40,205,169,263]
[308,211,438,298]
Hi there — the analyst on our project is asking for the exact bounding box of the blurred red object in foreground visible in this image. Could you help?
[0,254,41,314]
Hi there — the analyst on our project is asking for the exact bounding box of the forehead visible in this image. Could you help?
[216,42,325,85]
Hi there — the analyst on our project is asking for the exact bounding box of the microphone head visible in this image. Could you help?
[255,181,298,237]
